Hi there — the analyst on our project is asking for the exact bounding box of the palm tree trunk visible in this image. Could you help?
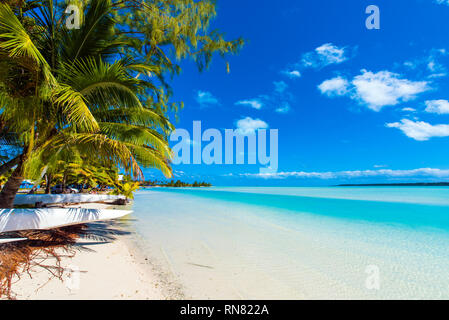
[62,173,67,193]
[28,186,37,194]
[45,174,52,194]
[0,156,25,208]
[0,155,21,176]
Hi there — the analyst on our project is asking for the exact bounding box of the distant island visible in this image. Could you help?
[337,182,449,187]
[141,180,212,188]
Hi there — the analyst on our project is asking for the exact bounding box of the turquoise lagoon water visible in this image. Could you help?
[130,187,449,299]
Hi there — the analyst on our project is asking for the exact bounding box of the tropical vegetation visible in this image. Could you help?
[142,179,212,187]
[0,0,243,207]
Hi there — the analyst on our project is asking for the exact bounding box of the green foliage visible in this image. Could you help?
[110,181,140,199]
[0,0,243,203]
[46,159,119,189]
[0,169,12,186]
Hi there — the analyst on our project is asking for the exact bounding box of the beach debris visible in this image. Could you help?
[0,225,84,300]
[34,202,46,208]
[112,198,127,205]
[186,262,214,269]
[0,220,131,299]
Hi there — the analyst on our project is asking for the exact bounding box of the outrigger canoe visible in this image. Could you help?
[0,208,132,234]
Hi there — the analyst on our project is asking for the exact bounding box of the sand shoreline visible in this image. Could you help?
[4,202,184,300]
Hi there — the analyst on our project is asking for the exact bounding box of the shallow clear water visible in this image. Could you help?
[130,187,449,299]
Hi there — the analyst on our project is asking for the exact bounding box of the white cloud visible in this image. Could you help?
[173,170,185,177]
[273,81,288,93]
[403,48,448,78]
[428,73,447,79]
[402,107,416,112]
[425,100,449,114]
[196,90,219,107]
[318,76,349,96]
[403,61,416,69]
[282,70,301,79]
[436,0,449,5]
[235,99,263,110]
[240,168,449,179]
[302,43,350,68]
[386,119,449,141]
[320,70,430,112]
[275,103,291,114]
[428,60,437,72]
[352,70,429,111]
[235,117,269,135]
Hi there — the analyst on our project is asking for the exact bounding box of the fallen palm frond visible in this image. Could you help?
[0,220,131,299]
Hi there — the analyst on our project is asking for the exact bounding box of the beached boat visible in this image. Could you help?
[0,208,132,233]
[14,194,126,206]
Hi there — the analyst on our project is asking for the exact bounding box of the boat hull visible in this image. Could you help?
[0,208,132,233]
[14,194,126,206]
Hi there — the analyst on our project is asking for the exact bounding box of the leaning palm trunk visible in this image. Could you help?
[0,157,25,208]
[0,156,20,176]
[45,174,52,194]
[62,173,67,193]
[27,186,37,194]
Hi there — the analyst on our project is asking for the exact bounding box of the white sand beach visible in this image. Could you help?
[5,202,183,300]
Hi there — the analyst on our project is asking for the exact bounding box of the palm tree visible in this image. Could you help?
[0,0,173,207]
[0,0,243,208]
[42,159,119,193]
[110,181,140,200]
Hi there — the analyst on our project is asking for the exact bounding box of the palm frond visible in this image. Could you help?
[52,84,99,132]
[0,3,56,84]
[61,0,116,62]
[99,122,172,158]
[60,58,143,110]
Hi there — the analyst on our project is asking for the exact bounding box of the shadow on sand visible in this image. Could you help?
[0,219,134,299]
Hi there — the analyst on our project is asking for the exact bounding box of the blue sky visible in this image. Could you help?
[144,0,449,186]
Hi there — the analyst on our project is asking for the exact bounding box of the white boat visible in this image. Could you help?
[14,194,126,206]
[0,208,132,234]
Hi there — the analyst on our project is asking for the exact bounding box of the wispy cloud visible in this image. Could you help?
[272,81,294,113]
[235,81,294,114]
[235,117,269,135]
[386,119,449,141]
[435,0,449,5]
[302,43,352,69]
[319,70,430,111]
[196,90,220,107]
[239,168,449,179]
[425,100,449,114]
[273,81,288,93]
[282,70,301,79]
[281,44,354,80]
[275,103,291,114]
[173,170,185,177]
[235,99,263,110]
[403,48,448,78]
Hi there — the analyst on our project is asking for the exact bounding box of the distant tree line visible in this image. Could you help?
[142,180,212,188]
[337,182,449,187]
